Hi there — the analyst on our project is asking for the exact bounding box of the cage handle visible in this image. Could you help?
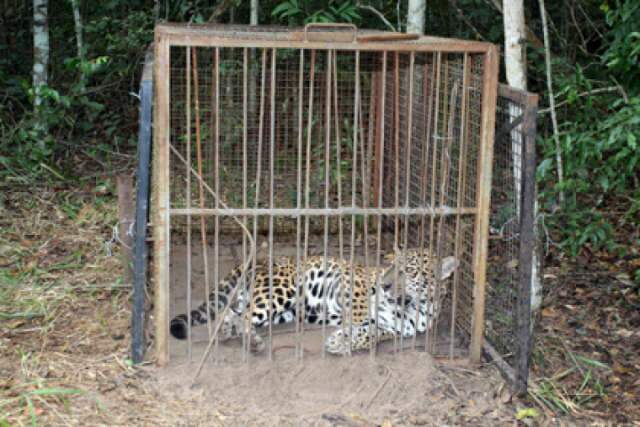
[303,23,358,43]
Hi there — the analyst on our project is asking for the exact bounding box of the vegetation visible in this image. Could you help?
[1,0,638,424]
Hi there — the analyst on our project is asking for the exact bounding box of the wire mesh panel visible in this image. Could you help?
[485,84,538,394]
[151,23,499,369]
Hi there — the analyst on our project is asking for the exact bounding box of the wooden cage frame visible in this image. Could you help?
[151,23,499,367]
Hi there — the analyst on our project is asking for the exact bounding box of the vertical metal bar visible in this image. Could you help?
[213,47,221,360]
[241,47,249,362]
[321,49,332,359]
[515,93,538,394]
[418,56,436,253]
[248,49,268,362]
[132,52,153,364]
[470,47,499,364]
[153,34,170,366]
[332,52,344,261]
[450,54,470,360]
[426,52,441,353]
[414,55,433,351]
[392,52,401,354]
[302,50,317,361]
[372,51,387,357]
[295,48,305,360]
[434,75,458,358]
[362,59,374,357]
[347,50,360,357]
[400,52,415,353]
[185,46,193,362]
[268,48,277,361]
[190,47,212,340]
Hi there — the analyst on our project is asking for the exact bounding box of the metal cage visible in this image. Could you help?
[147,23,501,368]
[484,84,538,394]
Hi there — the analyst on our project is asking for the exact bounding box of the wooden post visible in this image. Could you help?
[117,175,134,284]
[153,33,171,366]
[469,46,499,364]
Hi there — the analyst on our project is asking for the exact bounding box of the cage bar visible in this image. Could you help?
[151,24,503,369]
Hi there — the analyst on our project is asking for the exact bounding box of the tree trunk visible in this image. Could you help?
[503,0,527,90]
[503,0,542,317]
[407,0,425,34]
[250,0,258,26]
[32,0,49,108]
[69,0,85,89]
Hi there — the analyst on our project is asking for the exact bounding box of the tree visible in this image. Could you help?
[32,0,49,109]
[503,0,541,315]
[407,0,425,34]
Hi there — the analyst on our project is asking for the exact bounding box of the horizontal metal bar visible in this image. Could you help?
[170,206,477,217]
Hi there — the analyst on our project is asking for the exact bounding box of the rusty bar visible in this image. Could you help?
[301,50,317,361]
[190,47,212,339]
[426,52,441,353]
[248,48,268,361]
[268,48,277,361]
[432,77,458,357]
[470,46,499,363]
[294,49,305,360]
[372,51,387,357]
[153,34,170,366]
[213,47,221,360]
[332,52,344,261]
[321,49,333,359]
[414,55,434,351]
[450,54,470,360]
[347,50,360,357]
[241,47,249,362]
[399,52,415,353]
[392,52,403,354]
[185,47,193,361]
[418,55,435,252]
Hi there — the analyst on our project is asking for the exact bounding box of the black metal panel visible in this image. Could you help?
[132,49,154,364]
[485,84,538,395]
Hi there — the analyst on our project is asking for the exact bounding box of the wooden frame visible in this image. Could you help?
[151,23,499,366]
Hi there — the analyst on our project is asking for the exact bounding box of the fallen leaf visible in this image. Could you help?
[515,408,539,420]
[542,307,557,317]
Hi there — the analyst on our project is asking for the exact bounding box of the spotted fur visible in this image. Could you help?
[169,250,458,355]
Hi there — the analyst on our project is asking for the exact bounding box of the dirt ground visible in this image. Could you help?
[2,189,638,426]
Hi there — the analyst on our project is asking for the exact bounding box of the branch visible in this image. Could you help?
[450,1,485,40]
[538,0,564,205]
[208,0,236,23]
[538,86,624,114]
[356,3,397,32]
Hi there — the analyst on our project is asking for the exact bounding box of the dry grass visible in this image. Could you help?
[0,188,212,426]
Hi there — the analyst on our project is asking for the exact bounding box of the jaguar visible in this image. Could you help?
[169,250,458,355]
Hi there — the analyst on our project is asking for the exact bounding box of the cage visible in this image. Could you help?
[146,23,504,372]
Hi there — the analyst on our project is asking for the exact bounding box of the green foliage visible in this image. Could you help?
[272,0,361,25]
[601,0,640,91]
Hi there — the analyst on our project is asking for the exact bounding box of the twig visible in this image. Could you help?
[366,365,393,409]
[437,368,461,397]
[207,0,236,23]
[168,145,256,386]
[538,0,565,205]
[538,86,624,114]
[356,3,397,32]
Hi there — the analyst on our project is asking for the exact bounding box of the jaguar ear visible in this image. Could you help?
[437,256,459,280]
